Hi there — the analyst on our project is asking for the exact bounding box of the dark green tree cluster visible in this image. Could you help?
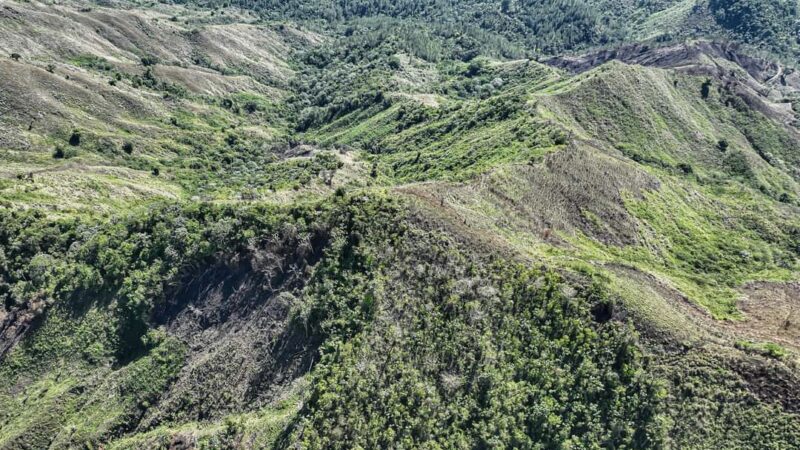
[709,0,800,52]
[177,0,650,55]
[274,196,667,448]
[0,201,332,361]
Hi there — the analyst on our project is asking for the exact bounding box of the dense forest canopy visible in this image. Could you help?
[173,0,800,58]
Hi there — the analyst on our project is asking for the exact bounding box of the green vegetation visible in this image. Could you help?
[709,0,799,54]
[2,0,800,448]
[185,0,800,60]
[0,195,663,448]
[735,340,789,359]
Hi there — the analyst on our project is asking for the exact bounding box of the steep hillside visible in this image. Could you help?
[0,0,332,212]
[1,1,800,449]
[180,0,800,59]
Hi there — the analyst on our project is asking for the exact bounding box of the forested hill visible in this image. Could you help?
[177,0,800,58]
[1,0,800,448]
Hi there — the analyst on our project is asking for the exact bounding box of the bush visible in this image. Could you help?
[678,162,694,174]
[701,79,712,99]
[244,101,259,114]
[52,146,77,159]
[141,56,158,66]
[69,129,81,146]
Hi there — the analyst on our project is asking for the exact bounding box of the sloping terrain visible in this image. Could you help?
[0,0,329,212]
[1,1,800,449]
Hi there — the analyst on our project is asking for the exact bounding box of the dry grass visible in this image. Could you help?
[0,160,183,213]
[736,282,800,352]
[418,142,659,247]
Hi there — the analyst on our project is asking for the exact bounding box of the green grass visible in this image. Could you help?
[0,302,185,448]
[735,340,789,359]
[107,379,306,449]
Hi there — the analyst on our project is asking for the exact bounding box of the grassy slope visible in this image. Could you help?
[312,59,800,320]
[0,0,347,213]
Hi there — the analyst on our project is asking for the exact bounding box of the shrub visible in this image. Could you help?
[53,146,77,159]
[122,141,134,154]
[244,101,259,114]
[735,340,787,359]
[141,56,158,66]
[69,129,81,146]
[701,79,712,99]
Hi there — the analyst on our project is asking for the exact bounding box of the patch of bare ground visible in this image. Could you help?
[0,299,43,359]
[189,24,294,84]
[0,1,297,80]
[736,282,800,351]
[608,263,800,354]
[139,233,330,429]
[0,1,301,134]
[152,65,279,97]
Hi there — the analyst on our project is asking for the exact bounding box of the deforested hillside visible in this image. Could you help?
[0,0,327,211]
[1,1,800,449]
